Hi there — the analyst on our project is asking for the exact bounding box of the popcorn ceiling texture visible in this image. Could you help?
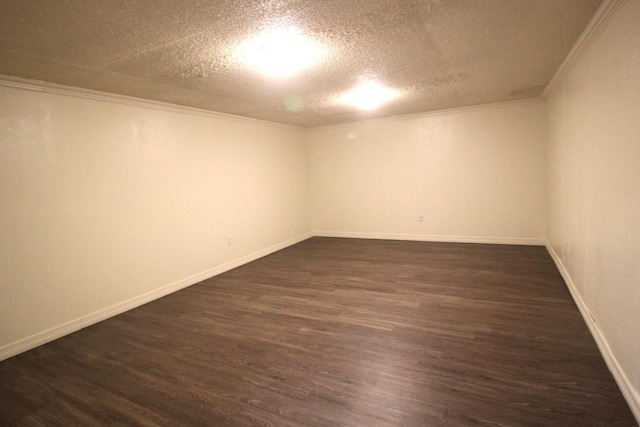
[0,0,602,126]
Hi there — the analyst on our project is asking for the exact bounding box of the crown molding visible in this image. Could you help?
[307,98,544,132]
[0,74,301,130]
[2,74,541,132]
[544,0,628,96]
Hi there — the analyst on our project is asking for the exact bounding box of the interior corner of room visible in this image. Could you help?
[0,0,638,423]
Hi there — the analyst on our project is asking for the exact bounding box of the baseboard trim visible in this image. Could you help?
[0,232,313,362]
[0,320,83,362]
[546,243,640,424]
[313,231,545,246]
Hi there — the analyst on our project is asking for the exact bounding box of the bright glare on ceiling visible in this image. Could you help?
[237,28,399,111]
[237,27,326,78]
[339,80,401,110]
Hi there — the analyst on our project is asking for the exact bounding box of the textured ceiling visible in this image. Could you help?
[0,0,602,127]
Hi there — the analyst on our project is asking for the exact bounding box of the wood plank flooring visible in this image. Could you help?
[0,237,636,426]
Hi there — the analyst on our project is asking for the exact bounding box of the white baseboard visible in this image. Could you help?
[546,243,640,424]
[313,230,546,246]
[2,231,538,362]
[0,319,83,362]
[0,232,313,362]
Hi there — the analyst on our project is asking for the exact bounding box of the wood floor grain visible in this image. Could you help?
[1,237,636,426]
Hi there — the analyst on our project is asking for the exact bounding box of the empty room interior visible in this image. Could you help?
[1,0,638,425]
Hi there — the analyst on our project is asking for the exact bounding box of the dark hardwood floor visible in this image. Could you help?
[1,237,636,426]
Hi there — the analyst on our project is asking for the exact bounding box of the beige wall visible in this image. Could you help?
[307,101,547,244]
[545,0,640,414]
[0,85,549,359]
[0,83,311,356]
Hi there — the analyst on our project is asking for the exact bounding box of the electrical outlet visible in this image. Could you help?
[227,237,232,245]
[418,214,424,222]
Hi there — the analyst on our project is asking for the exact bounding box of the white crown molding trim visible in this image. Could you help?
[0,232,313,362]
[313,231,545,246]
[543,0,628,96]
[546,243,640,424]
[0,76,543,133]
[0,74,301,130]
[306,98,544,132]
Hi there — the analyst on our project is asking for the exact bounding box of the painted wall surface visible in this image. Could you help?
[0,84,310,352]
[307,101,547,244]
[545,0,640,409]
